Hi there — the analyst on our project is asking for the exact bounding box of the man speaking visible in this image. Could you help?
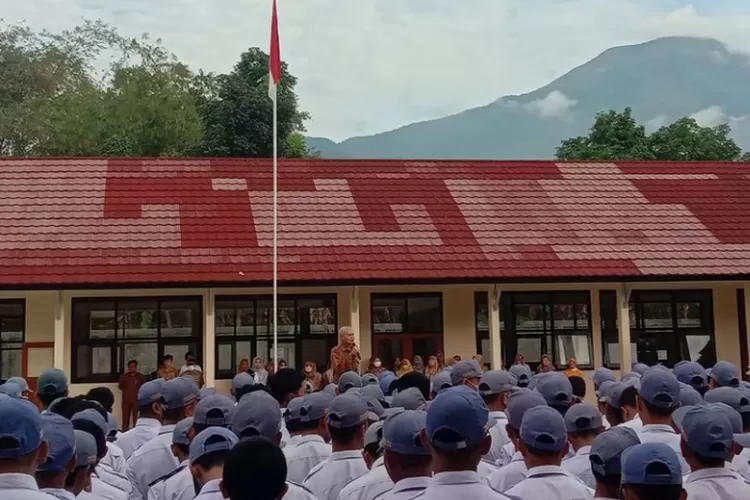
[330,326,361,383]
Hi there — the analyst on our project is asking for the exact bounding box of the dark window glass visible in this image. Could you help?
[371,294,443,336]
[0,300,24,380]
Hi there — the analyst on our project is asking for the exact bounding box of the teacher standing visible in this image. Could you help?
[330,326,361,383]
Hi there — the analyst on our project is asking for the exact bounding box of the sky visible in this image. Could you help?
[5,0,750,141]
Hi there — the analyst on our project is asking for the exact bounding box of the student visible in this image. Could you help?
[390,388,426,411]
[231,373,255,402]
[429,372,452,399]
[337,372,363,394]
[534,373,574,417]
[127,377,199,500]
[189,428,238,500]
[487,389,547,490]
[674,361,709,396]
[449,361,483,388]
[390,372,430,402]
[283,398,309,449]
[302,393,369,500]
[508,364,532,389]
[504,406,593,500]
[36,414,77,500]
[7,377,31,400]
[477,371,513,463]
[221,437,288,500]
[606,382,642,431]
[590,368,616,392]
[560,404,603,489]
[119,360,146,430]
[376,410,431,500]
[338,421,391,500]
[145,418,192,496]
[283,392,334,483]
[635,369,689,475]
[588,427,641,500]
[420,386,510,498]
[115,380,164,460]
[620,443,686,500]
[678,383,703,407]
[36,369,69,410]
[709,361,741,390]
[269,369,307,448]
[677,405,750,499]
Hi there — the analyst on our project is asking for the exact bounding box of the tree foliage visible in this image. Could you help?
[557,107,749,161]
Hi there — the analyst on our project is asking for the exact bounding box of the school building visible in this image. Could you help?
[2,157,750,415]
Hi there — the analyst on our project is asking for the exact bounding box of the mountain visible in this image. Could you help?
[307,37,750,159]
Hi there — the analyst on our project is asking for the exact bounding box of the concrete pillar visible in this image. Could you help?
[590,289,603,369]
[616,284,632,372]
[203,288,215,387]
[488,286,502,369]
[744,284,750,375]
[53,291,65,369]
[350,286,362,370]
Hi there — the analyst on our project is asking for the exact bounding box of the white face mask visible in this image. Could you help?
[305,366,313,373]
[374,361,382,368]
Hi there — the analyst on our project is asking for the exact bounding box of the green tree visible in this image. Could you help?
[285,132,320,158]
[198,47,308,157]
[557,108,653,161]
[648,118,741,161]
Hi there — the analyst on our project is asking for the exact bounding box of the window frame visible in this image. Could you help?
[0,299,25,382]
[71,296,203,384]
[214,294,338,380]
[474,292,490,359]
[600,289,715,369]
[370,292,444,336]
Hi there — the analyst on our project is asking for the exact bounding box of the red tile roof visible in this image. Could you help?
[2,158,750,287]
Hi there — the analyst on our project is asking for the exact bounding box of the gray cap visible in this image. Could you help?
[173,417,194,446]
[6,377,29,393]
[596,380,617,403]
[382,409,429,456]
[621,372,641,383]
[507,388,547,429]
[38,413,75,473]
[535,374,573,408]
[360,384,386,404]
[283,397,306,425]
[106,412,119,432]
[621,443,682,485]
[632,363,650,375]
[189,427,238,464]
[137,380,164,407]
[425,386,496,450]
[678,383,703,407]
[638,369,680,409]
[72,409,108,439]
[519,405,567,452]
[674,361,708,390]
[327,393,368,429]
[431,372,453,393]
[364,420,384,448]
[323,384,338,396]
[0,382,22,399]
[194,394,236,427]
[38,369,68,395]
[366,397,385,421]
[73,429,98,468]
[0,399,43,459]
[198,388,217,399]
[607,380,640,410]
[338,371,362,393]
[704,387,750,413]
[679,405,733,459]
[591,367,616,388]
[361,373,379,387]
[564,403,602,433]
[589,426,640,477]
[163,377,200,410]
[450,360,483,386]
[231,373,255,396]
[301,391,334,422]
[232,391,282,440]
[711,361,740,388]
[478,370,514,396]
[391,387,426,411]
[508,364,532,387]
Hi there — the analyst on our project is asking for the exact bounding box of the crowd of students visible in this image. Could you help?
[1,356,750,499]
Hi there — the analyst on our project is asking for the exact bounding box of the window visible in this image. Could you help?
[215,295,337,379]
[600,290,715,369]
[0,301,24,381]
[72,297,202,383]
[372,294,442,334]
[475,292,489,360]
[504,292,592,369]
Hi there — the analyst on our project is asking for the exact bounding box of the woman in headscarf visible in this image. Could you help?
[303,361,323,392]
[278,359,288,370]
[412,355,425,374]
[265,361,276,377]
[563,358,585,379]
[396,358,414,377]
[237,358,250,375]
[424,355,442,379]
[252,357,268,385]
[367,357,384,375]
[538,354,555,373]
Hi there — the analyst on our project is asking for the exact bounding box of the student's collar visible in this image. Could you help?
[575,445,592,456]
[331,450,363,460]
[432,470,482,485]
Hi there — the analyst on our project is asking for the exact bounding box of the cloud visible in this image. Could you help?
[688,106,750,150]
[690,105,727,126]
[524,91,577,120]
[646,114,670,131]
[4,0,750,140]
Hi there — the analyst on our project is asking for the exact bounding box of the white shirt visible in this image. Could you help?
[303,450,369,500]
[618,415,643,433]
[477,460,498,479]
[91,476,129,500]
[194,479,223,500]
[254,368,269,385]
[127,424,180,500]
[116,418,162,460]
[285,434,333,484]
[484,412,510,464]
[637,424,690,475]
[416,470,509,499]
[101,442,128,475]
[487,451,527,492]
[684,467,750,500]
[285,482,318,500]
[0,474,57,500]
[95,463,131,495]
[504,465,594,500]
[374,477,430,500]
[562,445,595,489]
[731,448,750,479]
[280,408,291,448]
[147,463,193,500]
[337,457,393,500]
[496,442,515,468]
[40,488,75,500]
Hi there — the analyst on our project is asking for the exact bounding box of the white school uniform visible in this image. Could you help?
[504,465,594,500]
[561,445,595,489]
[486,451,527,492]
[684,467,750,499]
[285,434,333,484]
[337,457,393,500]
[637,424,690,475]
[413,471,509,499]
[0,473,58,500]
[116,418,162,460]
[374,477,430,500]
[484,411,510,464]
[302,450,369,500]
[126,424,180,500]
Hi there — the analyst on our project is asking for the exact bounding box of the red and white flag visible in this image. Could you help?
[268,0,281,101]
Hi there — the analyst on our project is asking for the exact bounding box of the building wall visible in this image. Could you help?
[1,281,746,422]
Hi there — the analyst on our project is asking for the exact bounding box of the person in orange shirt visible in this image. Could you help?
[156,354,180,380]
[563,358,585,378]
[118,359,145,430]
[330,326,361,383]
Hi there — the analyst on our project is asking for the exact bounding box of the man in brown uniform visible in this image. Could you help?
[330,326,361,383]
[119,359,145,430]
[156,354,180,380]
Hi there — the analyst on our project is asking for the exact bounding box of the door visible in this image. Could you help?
[373,334,443,371]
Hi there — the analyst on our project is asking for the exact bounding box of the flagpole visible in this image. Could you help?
[272,88,278,373]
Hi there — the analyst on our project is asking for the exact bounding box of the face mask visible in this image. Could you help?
[305,366,313,373]
[374,361,382,368]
